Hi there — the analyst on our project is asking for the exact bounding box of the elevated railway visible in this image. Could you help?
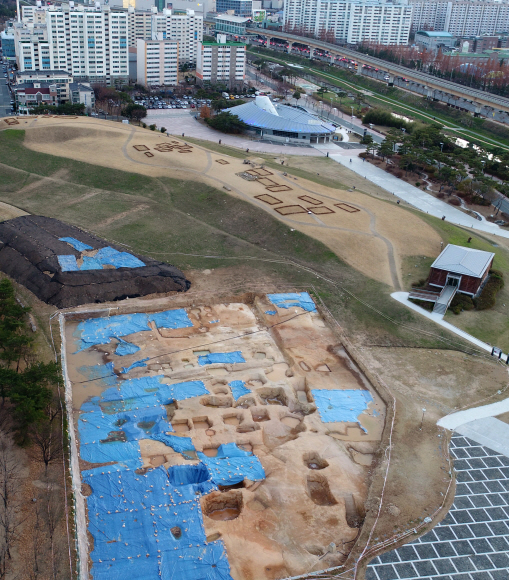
[250,31,509,122]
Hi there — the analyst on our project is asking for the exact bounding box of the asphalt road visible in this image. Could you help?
[0,77,12,117]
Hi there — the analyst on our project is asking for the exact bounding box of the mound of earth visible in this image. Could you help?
[0,215,190,308]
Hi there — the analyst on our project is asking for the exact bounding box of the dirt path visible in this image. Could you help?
[4,117,442,288]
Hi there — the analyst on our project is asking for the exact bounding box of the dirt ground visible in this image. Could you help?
[0,200,28,221]
[6,116,443,290]
[64,294,385,579]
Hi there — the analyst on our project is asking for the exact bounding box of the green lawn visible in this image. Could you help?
[0,129,484,351]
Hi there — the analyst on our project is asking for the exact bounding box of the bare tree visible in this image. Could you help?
[29,397,62,477]
[0,431,24,579]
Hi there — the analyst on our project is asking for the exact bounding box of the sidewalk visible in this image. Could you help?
[391,291,508,359]
[330,155,509,239]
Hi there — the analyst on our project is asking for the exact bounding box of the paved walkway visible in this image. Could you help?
[366,433,509,580]
[145,109,325,156]
[439,401,509,432]
[390,292,507,359]
[328,155,509,239]
[455,418,509,459]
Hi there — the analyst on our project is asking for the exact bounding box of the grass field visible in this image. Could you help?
[0,127,479,352]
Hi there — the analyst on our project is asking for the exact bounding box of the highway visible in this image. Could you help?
[251,31,509,118]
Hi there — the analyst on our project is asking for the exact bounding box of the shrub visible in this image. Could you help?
[362,108,412,132]
[415,182,420,187]
[450,293,474,315]
[149,124,156,131]
[448,197,461,206]
[160,127,166,133]
[473,270,504,310]
[394,170,404,178]
[409,298,434,311]
[142,123,147,128]
[437,192,445,199]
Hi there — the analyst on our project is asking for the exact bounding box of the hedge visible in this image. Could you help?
[473,270,504,311]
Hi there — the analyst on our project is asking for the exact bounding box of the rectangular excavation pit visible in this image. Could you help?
[274,205,307,216]
[266,185,293,193]
[334,202,360,213]
[308,206,334,215]
[254,194,283,205]
[298,195,322,205]
[192,416,212,430]
[246,168,273,177]
[257,178,278,186]
[172,418,192,433]
[222,412,243,426]
[215,159,230,165]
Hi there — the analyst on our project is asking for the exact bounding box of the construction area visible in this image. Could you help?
[62,292,385,580]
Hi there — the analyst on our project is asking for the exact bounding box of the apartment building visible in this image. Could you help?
[283,0,413,45]
[127,6,156,47]
[151,9,203,63]
[136,38,179,85]
[409,1,509,36]
[196,35,246,89]
[14,4,129,84]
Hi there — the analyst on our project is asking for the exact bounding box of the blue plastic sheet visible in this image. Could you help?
[198,352,246,366]
[151,434,195,454]
[58,254,79,271]
[265,310,277,315]
[121,358,149,374]
[75,309,193,350]
[80,256,103,270]
[82,465,231,580]
[94,246,146,269]
[311,389,374,426]
[77,362,117,387]
[198,443,265,486]
[59,237,93,251]
[229,380,251,401]
[148,310,193,330]
[267,292,317,312]
[115,339,141,356]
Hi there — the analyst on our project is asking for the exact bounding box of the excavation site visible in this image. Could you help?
[61,292,385,580]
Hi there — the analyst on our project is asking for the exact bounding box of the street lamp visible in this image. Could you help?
[351,105,354,119]
[440,142,444,152]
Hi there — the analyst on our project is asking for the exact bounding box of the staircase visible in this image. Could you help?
[433,285,458,315]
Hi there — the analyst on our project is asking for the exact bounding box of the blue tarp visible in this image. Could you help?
[82,465,232,580]
[115,339,141,356]
[148,310,193,330]
[229,380,251,401]
[80,256,103,270]
[311,389,374,426]
[94,246,146,269]
[265,310,277,315]
[75,309,193,350]
[151,434,195,454]
[198,443,265,486]
[267,292,317,312]
[121,358,149,374]
[58,254,79,271]
[59,237,93,251]
[198,352,246,366]
[77,362,117,387]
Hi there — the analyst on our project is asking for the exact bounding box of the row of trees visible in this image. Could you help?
[0,279,66,579]
[363,123,509,205]
[358,43,509,97]
[29,102,85,116]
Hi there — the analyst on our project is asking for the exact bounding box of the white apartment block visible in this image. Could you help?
[151,9,203,63]
[15,4,129,84]
[127,6,157,47]
[283,0,413,45]
[137,38,179,86]
[409,1,509,36]
[196,36,246,88]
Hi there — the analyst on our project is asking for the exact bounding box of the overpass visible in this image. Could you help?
[251,31,509,118]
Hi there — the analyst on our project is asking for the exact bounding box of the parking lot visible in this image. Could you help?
[132,92,256,111]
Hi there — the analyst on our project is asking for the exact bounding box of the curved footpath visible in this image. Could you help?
[320,151,509,240]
